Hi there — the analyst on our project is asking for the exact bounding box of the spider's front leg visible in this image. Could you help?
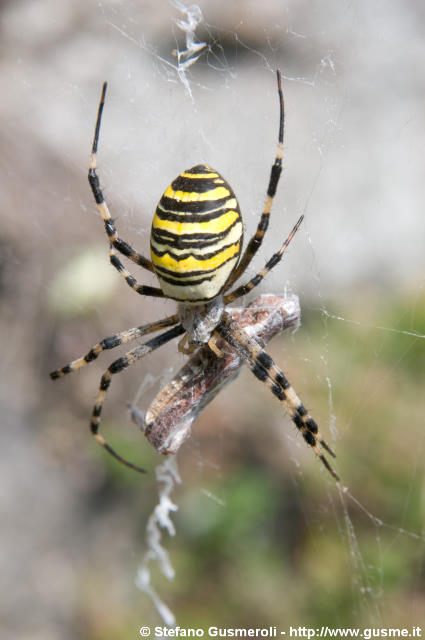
[89,323,185,472]
[215,312,339,481]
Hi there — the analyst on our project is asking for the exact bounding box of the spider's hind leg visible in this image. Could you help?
[88,82,164,299]
[225,69,285,290]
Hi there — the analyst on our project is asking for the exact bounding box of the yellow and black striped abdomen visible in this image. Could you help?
[151,165,243,303]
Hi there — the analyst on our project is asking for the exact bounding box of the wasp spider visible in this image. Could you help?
[50,72,338,481]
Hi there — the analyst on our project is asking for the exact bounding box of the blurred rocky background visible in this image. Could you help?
[1,0,424,638]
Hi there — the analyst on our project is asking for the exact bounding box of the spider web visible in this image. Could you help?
[1,0,424,636]
[61,0,425,630]
[93,0,425,629]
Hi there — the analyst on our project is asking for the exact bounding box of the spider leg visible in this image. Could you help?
[225,70,284,291]
[88,82,164,298]
[108,247,164,297]
[215,312,339,481]
[50,314,179,379]
[90,323,185,472]
[224,215,303,304]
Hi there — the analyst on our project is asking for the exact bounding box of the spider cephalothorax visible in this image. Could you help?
[50,72,339,481]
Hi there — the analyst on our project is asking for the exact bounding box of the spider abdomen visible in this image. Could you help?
[150,164,243,303]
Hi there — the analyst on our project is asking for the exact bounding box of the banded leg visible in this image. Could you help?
[49,314,179,379]
[108,247,164,297]
[215,312,339,480]
[91,323,185,472]
[225,69,284,291]
[88,82,164,298]
[224,214,303,304]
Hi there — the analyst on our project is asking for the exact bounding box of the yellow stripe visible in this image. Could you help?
[153,209,240,235]
[180,171,220,179]
[152,242,240,273]
[164,185,231,202]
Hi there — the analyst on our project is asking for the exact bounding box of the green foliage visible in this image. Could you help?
[79,288,425,634]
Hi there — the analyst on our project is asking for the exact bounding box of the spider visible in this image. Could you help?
[132,293,302,455]
[50,71,338,481]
